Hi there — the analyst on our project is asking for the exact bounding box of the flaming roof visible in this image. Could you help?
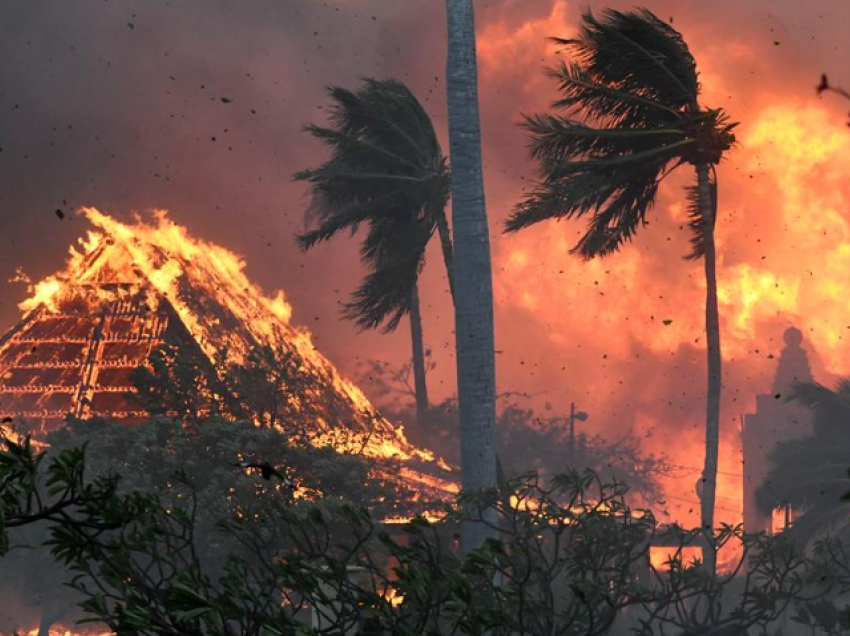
[0,208,456,503]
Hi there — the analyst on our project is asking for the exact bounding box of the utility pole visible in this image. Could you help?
[569,402,576,450]
[568,402,589,452]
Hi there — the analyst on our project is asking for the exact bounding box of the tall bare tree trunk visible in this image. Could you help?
[409,282,430,422]
[37,602,59,636]
[697,163,721,575]
[444,0,498,552]
[37,617,52,636]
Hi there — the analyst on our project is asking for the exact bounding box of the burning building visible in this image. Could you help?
[741,327,814,534]
[0,208,455,504]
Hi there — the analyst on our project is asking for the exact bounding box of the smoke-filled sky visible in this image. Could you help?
[1,0,849,525]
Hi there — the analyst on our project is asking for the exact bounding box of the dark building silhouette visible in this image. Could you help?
[742,327,813,533]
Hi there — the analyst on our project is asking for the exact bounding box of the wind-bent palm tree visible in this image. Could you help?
[295,79,454,422]
[505,8,737,549]
[444,0,499,551]
[757,380,850,543]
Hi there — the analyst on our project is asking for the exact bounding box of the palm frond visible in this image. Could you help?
[835,377,850,398]
[507,132,678,259]
[300,124,422,172]
[295,189,409,250]
[522,112,691,167]
[344,217,434,333]
[505,172,615,233]
[546,61,682,129]
[756,376,850,544]
[571,175,660,258]
[789,381,846,411]
[556,8,698,112]
[326,79,440,162]
[682,168,717,260]
[294,78,449,331]
[506,8,737,260]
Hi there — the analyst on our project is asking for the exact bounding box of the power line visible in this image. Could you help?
[662,493,742,514]
[668,463,743,478]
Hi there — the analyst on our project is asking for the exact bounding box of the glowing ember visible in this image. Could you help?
[381,510,447,525]
[383,586,405,608]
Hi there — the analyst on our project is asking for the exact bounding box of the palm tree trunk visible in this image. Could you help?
[37,602,58,636]
[697,163,721,575]
[37,617,52,636]
[444,0,498,552]
[409,282,430,421]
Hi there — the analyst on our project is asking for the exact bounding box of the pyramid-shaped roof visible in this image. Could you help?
[0,208,455,506]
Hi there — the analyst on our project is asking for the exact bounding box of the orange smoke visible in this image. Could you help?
[731,105,850,365]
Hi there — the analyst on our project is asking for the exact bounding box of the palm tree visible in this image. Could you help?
[757,380,850,543]
[295,79,454,423]
[504,8,737,550]
[444,0,499,551]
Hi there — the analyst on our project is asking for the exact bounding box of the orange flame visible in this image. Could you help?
[17,209,441,465]
[19,629,112,636]
[649,546,704,571]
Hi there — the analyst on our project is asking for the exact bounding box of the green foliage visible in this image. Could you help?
[1,411,420,632]
[6,424,850,635]
[0,431,126,556]
[792,599,850,636]
[0,430,140,632]
[635,525,814,636]
[5,363,850,635]
[24,456,828,636]
[757,378,850,542]
[46,416,417,547]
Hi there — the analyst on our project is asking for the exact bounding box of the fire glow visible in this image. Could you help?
[19,629,111,636]
[649,546,704,572]
[460,0,850,531]
[493,101,850,528]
